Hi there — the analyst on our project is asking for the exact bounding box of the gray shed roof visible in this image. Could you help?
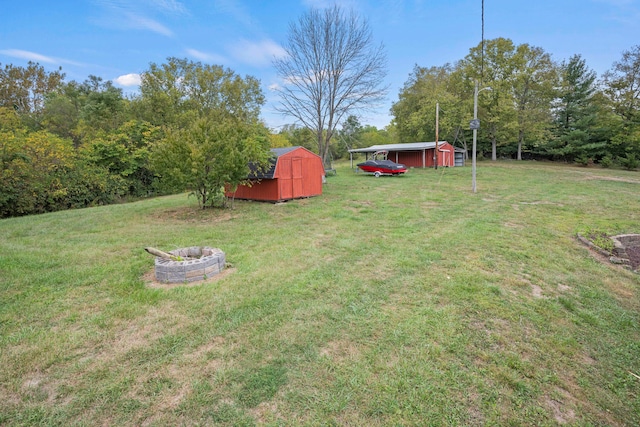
[247,146,324,179]
[248,146,303,179]
[270,146,300,157]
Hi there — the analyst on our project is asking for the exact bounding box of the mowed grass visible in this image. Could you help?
[1,161,639,426]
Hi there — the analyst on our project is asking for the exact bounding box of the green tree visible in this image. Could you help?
[0,114,76,216]
[332,115,364,159]
[461,38,520,160]
[268,132,291,149]
[0,62,65,129]
[0,106,132,217]
[547,55,605,161]
[360,125,391,147]
[392,64,467,144]
[460,39,558,160]
[601,45,640,159]
[43,77,129,147]
[152,117,270,208]
[42,83,81,145]
[136,58,263,128]
[82,120,161,197]
[510,44,557,160]
[273,5,387,169]
[144,60,270,207]
[338,115,364,151]
[77,76,127,135]
[391,62,496,159]
[278,124,316,152]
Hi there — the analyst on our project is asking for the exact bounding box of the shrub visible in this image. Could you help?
[619,153,639,170]
[575,154,592,167]
[0,130,75,217]
[599,155,613,168]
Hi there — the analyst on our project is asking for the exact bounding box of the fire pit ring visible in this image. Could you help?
[154,246,226,283]
[611,234,640,271]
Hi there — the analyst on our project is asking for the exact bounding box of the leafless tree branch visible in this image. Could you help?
[273,5,388,167]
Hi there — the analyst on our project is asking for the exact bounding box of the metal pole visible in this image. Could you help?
[472,81,478,193]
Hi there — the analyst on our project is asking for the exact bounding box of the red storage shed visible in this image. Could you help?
[349,142,460,169]
[227,146,324,202]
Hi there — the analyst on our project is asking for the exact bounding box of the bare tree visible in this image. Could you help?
[273,5,387,168]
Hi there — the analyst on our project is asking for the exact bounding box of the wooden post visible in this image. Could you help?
[435,102,439,170]
[145,247,182,261]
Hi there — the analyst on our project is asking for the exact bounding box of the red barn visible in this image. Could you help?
[349,142,462,168]
[227,146,324,202]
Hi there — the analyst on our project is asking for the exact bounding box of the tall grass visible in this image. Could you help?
[1,161,639,426]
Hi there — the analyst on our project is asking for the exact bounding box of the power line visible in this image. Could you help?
[481,0,485,81]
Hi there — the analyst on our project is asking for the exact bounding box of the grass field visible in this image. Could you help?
[1,161,639,426]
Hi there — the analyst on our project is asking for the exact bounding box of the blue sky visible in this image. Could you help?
[2,0,639,130]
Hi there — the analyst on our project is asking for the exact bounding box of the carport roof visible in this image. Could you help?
[349,142,465,153]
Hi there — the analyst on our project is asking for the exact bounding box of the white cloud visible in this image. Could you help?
[186,48,228,64]
[230,39,287,68]
[592,0,640,24]
[148,0,188,15]
[0,49,57,63]
[125,12,173,36]
[94,0,175,36]
[0,49,86,67]
[114,73,142,86]
[212,0,253,27]
[268,83,282,91]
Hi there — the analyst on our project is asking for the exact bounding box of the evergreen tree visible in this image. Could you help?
[547,55,605,162]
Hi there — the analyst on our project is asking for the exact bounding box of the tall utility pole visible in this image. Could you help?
[435,102,439,170]
[472,83,479,192]
[473,0,486,192]
[471,82,491,193]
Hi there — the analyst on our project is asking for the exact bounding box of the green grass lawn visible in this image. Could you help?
[1,161,639,426]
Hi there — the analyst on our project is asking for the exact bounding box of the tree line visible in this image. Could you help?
[0,58,274,217]
[2,24,638,218]
[0,5,390,218]
[391,38,640,168]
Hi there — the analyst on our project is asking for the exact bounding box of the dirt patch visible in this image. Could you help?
[249,401,283,424]
[531,284,544,299]
[151,206,240,223]
[581,174,640,184]
[142,267,236,289]
[503,221,523,228]
[466,391,485,426]
[103,305,189,363]
[519,201,564,206]
[545,397,576,424]
[21,374,58,403]
[581,353,597,365]
[319,339,361,362]
[421,201,440,209]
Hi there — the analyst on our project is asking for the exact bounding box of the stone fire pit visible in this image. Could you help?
[577,233,640,272]
[611,234,640,271]
[154,246,226,283]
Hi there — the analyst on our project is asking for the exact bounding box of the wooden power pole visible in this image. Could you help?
[435,102,439,170]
